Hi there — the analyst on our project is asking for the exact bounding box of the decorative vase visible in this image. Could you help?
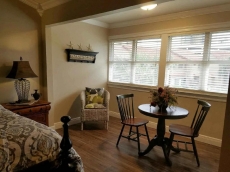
[31,89,42,100]
[158,104,168,112]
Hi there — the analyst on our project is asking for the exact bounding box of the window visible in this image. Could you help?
[165,31,230,93]
[109,38,161,86]
[109,30,230,95]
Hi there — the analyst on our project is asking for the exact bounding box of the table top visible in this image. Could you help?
[1,100,51,111]
[138,104,189,119]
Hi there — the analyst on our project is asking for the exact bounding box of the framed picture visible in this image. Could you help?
[66,49,98,63]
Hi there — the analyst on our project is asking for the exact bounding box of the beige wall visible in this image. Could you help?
[108,11,230,142]
[42,5,230,171]
[0,0,41,103]
[40,0,153,125]
[46,22,108,124]
[1,1,230,170]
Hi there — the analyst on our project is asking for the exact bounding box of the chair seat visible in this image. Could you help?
[169,124,198,137]
[122,118,149,127]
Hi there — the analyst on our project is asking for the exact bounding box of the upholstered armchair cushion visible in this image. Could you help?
[85,87,104,107]
[80,89,110,130]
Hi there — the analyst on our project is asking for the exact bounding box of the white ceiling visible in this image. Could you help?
[20,0,230,24]
[92,0,230,24]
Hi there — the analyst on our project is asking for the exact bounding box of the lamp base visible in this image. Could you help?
[15,100,30,103]
[9,99,38,106]
[14,78,30,103]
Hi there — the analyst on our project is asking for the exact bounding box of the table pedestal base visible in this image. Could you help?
[139,136,172,166]
[138,118,172,166]
[138,104,189,166]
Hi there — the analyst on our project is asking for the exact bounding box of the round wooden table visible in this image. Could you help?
[138,104,189,166]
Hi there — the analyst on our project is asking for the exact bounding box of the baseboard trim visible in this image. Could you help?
[52,112,222,147]
[109,111,222,147]
[54,117,81,130]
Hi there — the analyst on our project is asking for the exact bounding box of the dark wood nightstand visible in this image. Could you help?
[1,100,51,126]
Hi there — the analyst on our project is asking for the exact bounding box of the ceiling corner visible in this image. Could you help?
[19,0,71,16]
[19,0,37,9]
[41,0,71,10]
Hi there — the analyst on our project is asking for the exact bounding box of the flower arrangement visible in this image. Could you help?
[150,86,178,107]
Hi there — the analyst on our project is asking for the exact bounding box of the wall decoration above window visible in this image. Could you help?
[65,49,98,63]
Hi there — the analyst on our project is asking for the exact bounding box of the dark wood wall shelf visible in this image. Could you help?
[66,49,98,63]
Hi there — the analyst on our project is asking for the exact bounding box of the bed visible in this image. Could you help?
[0,104,84,172]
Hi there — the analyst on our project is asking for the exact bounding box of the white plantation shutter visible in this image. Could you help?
[166,31,230,93]
[109,38,161,86]
[134,39,160,86]
[206,31,230,93]
[112,41,132,61]
[109,41,132,83]
[167,34,205,61]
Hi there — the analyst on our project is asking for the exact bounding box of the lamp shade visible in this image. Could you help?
[6,61,37,79]
[6,58,38,103]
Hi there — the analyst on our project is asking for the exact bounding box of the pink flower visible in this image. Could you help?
[158,87,163,93]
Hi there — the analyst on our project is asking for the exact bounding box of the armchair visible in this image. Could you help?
[80,88,110,130]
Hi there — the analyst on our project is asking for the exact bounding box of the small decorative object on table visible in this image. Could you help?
[150,86,178,112]
[31,89,42,100]
[67,41,74,49]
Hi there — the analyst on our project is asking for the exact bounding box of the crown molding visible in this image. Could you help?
[109,3,230,28]
[109,21,230,40]
[41,0,71,10]
[82,19,109,28]
[20,0,37,9]
[19,0,71,16]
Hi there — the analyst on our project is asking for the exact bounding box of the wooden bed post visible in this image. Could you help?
[60,116,72,158]
[52,116,77,172]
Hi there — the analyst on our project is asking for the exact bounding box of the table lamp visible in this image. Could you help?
[6,57,37,103]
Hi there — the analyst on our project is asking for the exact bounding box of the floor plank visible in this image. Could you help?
[56,116,220,172]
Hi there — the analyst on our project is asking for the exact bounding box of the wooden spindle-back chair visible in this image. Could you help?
[116,94,150,154]
[167,100,211,166]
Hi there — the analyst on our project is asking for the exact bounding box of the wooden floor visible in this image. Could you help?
[56,116,220,172]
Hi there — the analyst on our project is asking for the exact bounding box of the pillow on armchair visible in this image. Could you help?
[85,87,105,108]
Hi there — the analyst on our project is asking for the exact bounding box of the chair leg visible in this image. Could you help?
[144,124,150,143]
[116,124,125,146]
[128,126,133,140]
[162,143,172,166]
[192,137,200,167]
[136,127,141,154]
[106,121,108,130]
[81,122,84,131]
[167,133,174,156]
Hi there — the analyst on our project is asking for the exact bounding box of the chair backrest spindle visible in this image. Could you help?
[191,100,211,136]
[117,94,135,121]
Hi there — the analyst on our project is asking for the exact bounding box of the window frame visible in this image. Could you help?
[108,28,230,102]
[109,36,161,87]
[166,31,230,94]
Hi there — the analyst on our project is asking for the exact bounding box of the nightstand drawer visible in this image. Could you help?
[24,113,47,124]
[14,105,51,116]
